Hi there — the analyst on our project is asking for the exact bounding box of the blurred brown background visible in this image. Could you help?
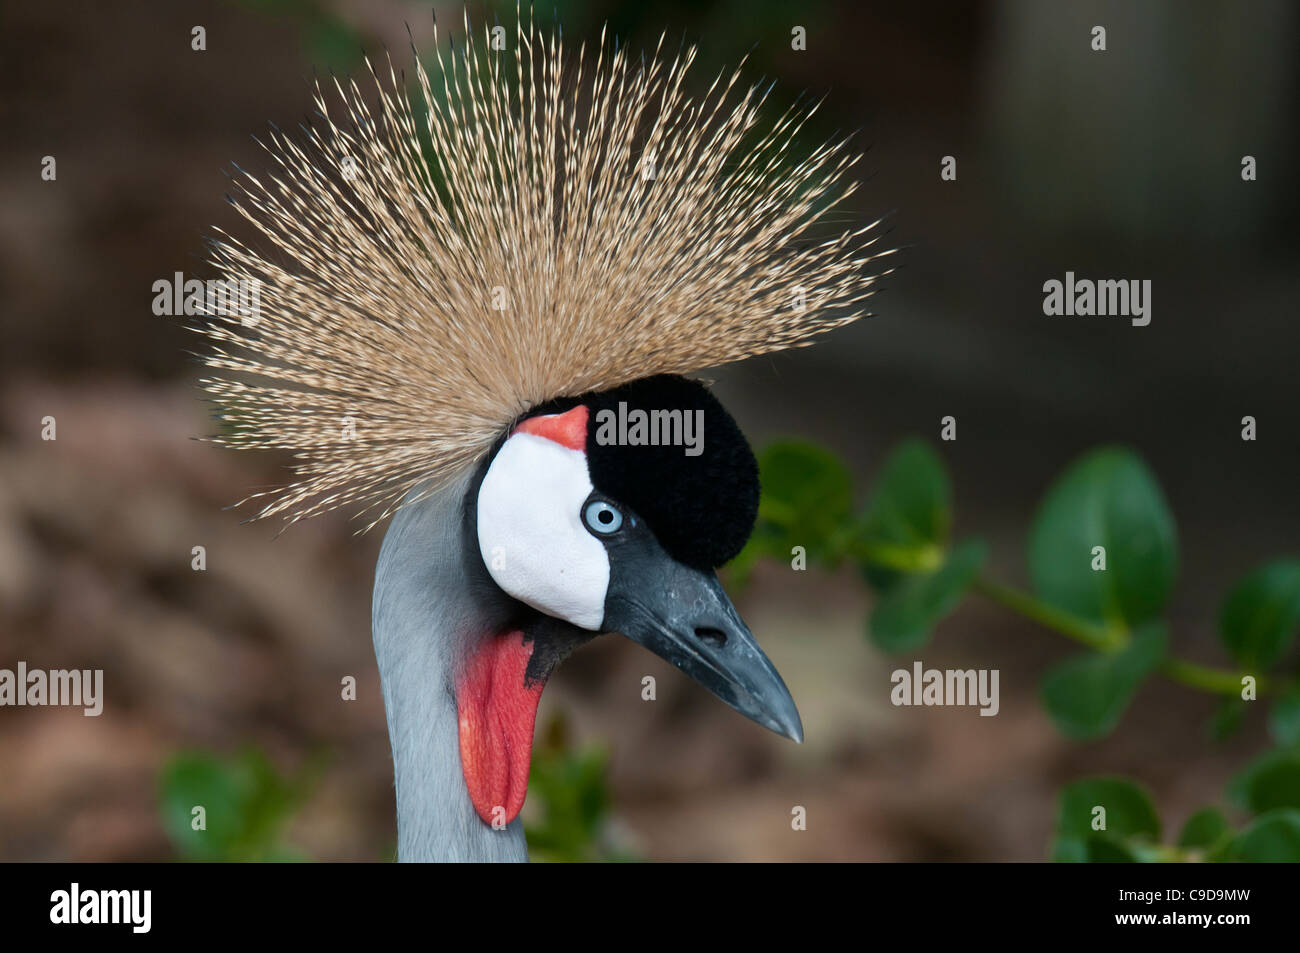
[1,0,1297,860]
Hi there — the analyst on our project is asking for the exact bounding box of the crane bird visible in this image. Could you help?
[196,11,890,861]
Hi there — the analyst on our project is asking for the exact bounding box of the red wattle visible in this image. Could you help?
[456,631,545,827]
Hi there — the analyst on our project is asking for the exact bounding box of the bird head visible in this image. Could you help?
[465,374,800,818]
[197,15,890,841]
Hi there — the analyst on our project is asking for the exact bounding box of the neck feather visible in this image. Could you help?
[371,471,528,862]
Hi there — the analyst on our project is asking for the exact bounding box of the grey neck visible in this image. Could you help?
[371,471,528,862]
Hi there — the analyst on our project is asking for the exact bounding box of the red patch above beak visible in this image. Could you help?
[513,404,588,452]
[456,631,545,827]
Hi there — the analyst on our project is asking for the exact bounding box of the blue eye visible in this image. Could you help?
[583,499,623,535]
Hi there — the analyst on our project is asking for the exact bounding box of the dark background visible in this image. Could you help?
[1,0,1297,860]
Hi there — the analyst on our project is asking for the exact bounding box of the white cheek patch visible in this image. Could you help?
[476,432,610,630]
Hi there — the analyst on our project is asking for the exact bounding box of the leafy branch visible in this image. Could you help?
[731,437,1300,860]
[158,717,635,862]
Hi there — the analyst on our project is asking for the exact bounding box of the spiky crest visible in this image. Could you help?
[199,7,893,530]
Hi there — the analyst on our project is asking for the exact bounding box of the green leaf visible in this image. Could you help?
[160,754,242,861]
[159,748,306,862]
[1226,809,1300,862]
[1084,838,1140,862]
[726,520,784,587]
[753,441,855,565]
[524,715,635,862]
[1027,448,1177,628]
[1269,685,1300,748]
[1219,559,1300,671]
[1052,777,1161,862]
[860,439,951,552]
[868,539,986,652]
[1228,750,1300,815]
[1177,807,1232,851]
[1041,624,1167,739]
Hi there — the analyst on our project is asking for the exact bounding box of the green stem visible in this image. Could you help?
[969,575,1262,697]
[849,540,945,573]
[1159,657,1258,696]
[971,576,1123,652]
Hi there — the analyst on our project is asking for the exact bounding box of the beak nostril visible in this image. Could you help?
[694,626,727,647]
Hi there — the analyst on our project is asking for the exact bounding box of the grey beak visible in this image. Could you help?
[602,545,803,743]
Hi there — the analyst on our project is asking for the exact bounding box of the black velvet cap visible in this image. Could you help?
[522,375,759,571]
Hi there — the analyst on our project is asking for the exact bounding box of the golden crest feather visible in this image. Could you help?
[199,9,892,530]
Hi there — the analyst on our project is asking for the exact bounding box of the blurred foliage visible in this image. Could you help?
[1052,777,1162,863]
[159,747,319,861]
[870,539,985,654]
[1052,770,1300,863]
[1220,560,1300,672]
[524,714,639,863]
[737,436,1300,861]
[1041,622,1167,740]
[159,718,636,862]
[1028,449,1177,632]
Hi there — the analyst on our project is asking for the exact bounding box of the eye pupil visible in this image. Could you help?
[583,499,624,535]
